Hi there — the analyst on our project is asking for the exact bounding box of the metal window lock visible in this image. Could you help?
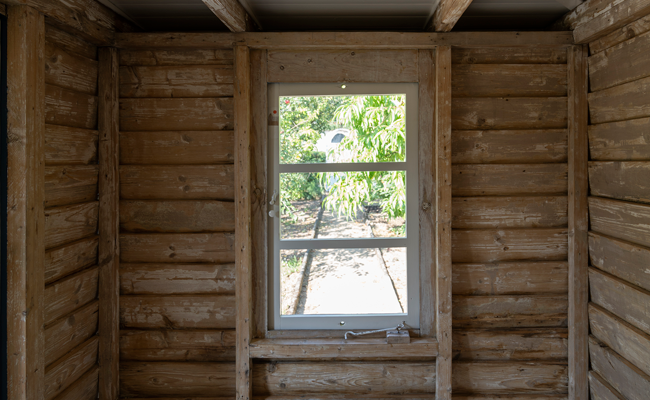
[344,322,410,344]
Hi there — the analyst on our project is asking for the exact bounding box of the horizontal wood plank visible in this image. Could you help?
[120,200,235,233]
[120,263,235,295]
[119,329,235,362]
[589,75,650,124]
[120,295,236,329]
[51,365,98,400]
[589,267,650,335]
[267,50,419,83]
[45,235,98,285]
[452,129,568,164]
[588,117,650,161]
[44,267,99,325]
[119,98,233,131]
[119,65,233,98]
[452,196,568,229]
[589,30,650,92]
[452,97,568,130]
[453,329,568,361]
[45,84,97,130]
[120,165,234,200]
[589,303,650,376]
[589,232,650,292]
[571,0,650,44]
[119,131,234,165]
[45,165,98,208]
[44,336,98,400]
[44,202,99,250]
[45,42,98,96]
[45,24,97,61]
[589,14,650,55]
[453,295,568,328]
[589,197,650,247]
[451,47,568,64]
[45,124,98,165]
[589,162,650,203]
[452,361,568,394]
[452,229,568,263]
[453,262,568,295]
[45,300,98,366]
[588,371,625,400]
[452,164,568,196]
[452,64,567,98]
[120,362,235,397]
[588,335,650,400]
[253,362,436,396]
[120,233,235,263]
[119,49,233,66]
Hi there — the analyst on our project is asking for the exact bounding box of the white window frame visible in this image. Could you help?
[268,82,419,330]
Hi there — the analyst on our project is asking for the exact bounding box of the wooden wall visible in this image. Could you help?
[117,48,237,398]
[42,24,101,400]
[450,47,570,397]
[585,14,650,400]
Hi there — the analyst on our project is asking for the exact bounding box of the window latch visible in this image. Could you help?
[344,321,410,344]
[269,189,278,205]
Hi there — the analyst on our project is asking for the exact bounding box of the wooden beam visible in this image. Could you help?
[3,0,137,45]
[234,44,253,400]
[202,0,255,32]
[113,32,574,50]
[567,44,589,400]
[97,47,120,400]
[427,0,475,32]
[435,45,453,400]
[6,5,45,400]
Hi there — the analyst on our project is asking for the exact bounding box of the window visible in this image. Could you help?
[268,83,419,330]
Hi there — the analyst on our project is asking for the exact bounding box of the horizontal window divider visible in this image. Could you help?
[278,162,407,174]
[279,237,407,250]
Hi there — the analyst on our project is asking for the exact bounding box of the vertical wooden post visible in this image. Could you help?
[98,47,120,400]
[235,44,253,400]
[435,45,453,400]
[6,5,45,400]
[567,44,589,400]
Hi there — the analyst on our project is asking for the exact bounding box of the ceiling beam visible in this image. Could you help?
[427,0,474,32]
[202,0,256,32]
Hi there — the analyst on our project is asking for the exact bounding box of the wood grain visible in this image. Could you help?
[451,47,568,64]
[44,300,98,366]
[45,84,97,130]
[119,49,233,66]
[120,165,234,200]
[589,232,650,292]
[202,0,253,32]
[44,267,99,325]
[452,164,568,196]
[588,117,650,161]
[588,197,650,248]
[119,98,234,131]
[44,336,98,400]
[452,129,568,164]
[51,365,98,400]
[267,49,419,83]
[452,229,568,263]
[452,97,568,130]
[119,130,234,165]
[120,233,235,263]
[120,263,235,295]
[120,200,235,233]
[453,262,568,295]
[589,30,650,92]
[120,295,236,329]
[452,196,568,229]
[44,202,99,250]
[589,14,650,54]
[589,162,650,203]
[45,42,98,95]
[45,235,98,285]
[429,0,473,32]
[45,24,97,61]
[588,75,650,124]
[453,295,568,328]
[119,65,234,98]
[588,371,625,400]
[120,329,236,362]
[45,124,98,165]
[571,0,650,44]
[45,165,98,207]
[452,64,567,98]
[452,361,568,394]
[453,328,568,361]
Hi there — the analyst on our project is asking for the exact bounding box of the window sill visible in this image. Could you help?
[249,337,438,360]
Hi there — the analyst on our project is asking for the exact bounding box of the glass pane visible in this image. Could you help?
[279,95,406,164]
[280,171,406,240]
[280,248,407,316]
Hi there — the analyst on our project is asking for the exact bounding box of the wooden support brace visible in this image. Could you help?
[98,46,120,400]
[235,44,253,400]
[567,44,589,400]
[6,6,45,400]
[435,45,453,400]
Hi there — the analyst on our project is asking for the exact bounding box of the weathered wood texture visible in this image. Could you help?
[452,164,568,196]
[120,263,235,295]
[453,295,568,328]
[51,365,99,400]
[44,202,99,250]
[202,0,254,32]
[588,75,650,124]
[452,197,568,229]
[452,362,568,394]
[588,118,650,161]
[44,336,98,400]
[588,162,650,204]
[44,267,99,325]
[588,197,650,248]
[120,329,236,362]
[588,30,650,92]
[44,300,98,367]
[120,131,234,165]
[120,233,235,264]
[120,65,233,98]
[45,42,98,95]
[590,14,650,54]
[453,329,568,361]
[428,0,474,32]
[588,232,650,292]
[45,84,97,130]
[7,7,46,399]
[45,124,98,165]
[452,65,567,98]
[453,262,568,295]
[120,200,235,233]
[120,49,233,66]
[588,371,626,400]
[45,165,98,207]
[452,97,568,130]
[120,98,234,131]
[45,236,98,285]
[451,47,568,65]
